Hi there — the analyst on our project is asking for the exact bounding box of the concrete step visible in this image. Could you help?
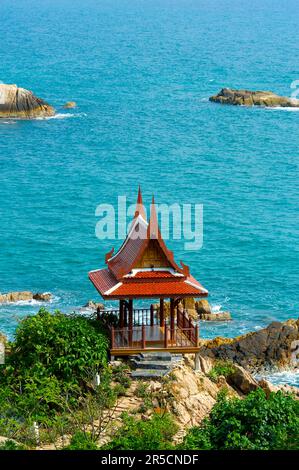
[138,352,172,362]
[130,359,171,370]
[131,369,169,379]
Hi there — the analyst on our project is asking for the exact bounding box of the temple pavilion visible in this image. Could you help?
[89,188,208,356]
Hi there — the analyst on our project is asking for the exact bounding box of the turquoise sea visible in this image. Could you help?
[0,0,298,382]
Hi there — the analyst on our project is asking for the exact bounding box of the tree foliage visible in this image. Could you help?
[180,388,299,450]
[102,412,178,450]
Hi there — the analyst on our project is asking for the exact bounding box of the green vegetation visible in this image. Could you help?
[63,432,98,450]
[0,440,26,450]
[208,360,235,382]
[180,389,299,450]
[102,412,178,450]
[0,308,114,447]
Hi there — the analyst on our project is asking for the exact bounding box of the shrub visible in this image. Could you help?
[135,382,149,398]
[8,308,109,384]
[0,308,111,442]
[102,412,178,450]
[180,389,299,450]
[208,360,235,382]
[112,363,132,389]
[0,440,26,450]
[64,432,98,450]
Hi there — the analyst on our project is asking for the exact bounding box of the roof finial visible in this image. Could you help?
[134,185,146,220]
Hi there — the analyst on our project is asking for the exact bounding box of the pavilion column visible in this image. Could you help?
[119,300,125,328]
[170,298,175,341]
[159,298,164,327]
[128,299,133,346]
[124,303,128,327]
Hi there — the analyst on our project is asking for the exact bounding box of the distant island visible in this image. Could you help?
[209,88,299,108]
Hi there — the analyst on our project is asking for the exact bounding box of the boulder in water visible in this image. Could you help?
[0,291,52,303]
[63,101,76,109]
[0,84,55,119]
[209,88,299,107]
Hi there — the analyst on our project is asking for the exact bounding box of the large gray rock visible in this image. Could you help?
[200,319,299,372]
[0,84,55,118]
[227,365,259,394]
[209,88,299,108]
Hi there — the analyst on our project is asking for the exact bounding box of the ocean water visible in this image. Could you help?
[0,0,298,383]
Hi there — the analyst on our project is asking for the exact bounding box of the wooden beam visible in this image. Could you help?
[159,298,164,327]
[164,321,168,348]
[150,304,154,326]
[128,299,133,346]
[119,300,125,328]
[170,298,175,341]
[142,325,146,349]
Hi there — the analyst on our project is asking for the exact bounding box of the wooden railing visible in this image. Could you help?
[176,309,199,346]
[111,326,146,349]
[98,307,159,327]
[107,306,199,351]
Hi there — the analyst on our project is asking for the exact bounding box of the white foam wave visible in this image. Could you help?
[211,304,222,313]
[266,106,299,112]
[257,370,299,388]
[36,112,87,120]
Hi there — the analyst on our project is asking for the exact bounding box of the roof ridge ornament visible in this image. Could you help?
[134,185,147,221]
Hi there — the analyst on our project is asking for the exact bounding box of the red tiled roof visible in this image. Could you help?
[109,278,207,298]
[88,269,207,298]
[131,271,178,279]
[108,220,147,279]
[89,269,118,296]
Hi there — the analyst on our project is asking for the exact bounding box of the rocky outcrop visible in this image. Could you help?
[199,311,232,321]
[196,299,212,315]
[195,299,231,321]
[63,101,76,109]
[166,364,239,430]
[209,88,299,108]
[199,319,299,372]
[258,378,299,399]
[83,300,105,311]
[227,365,259,394]
[0,84,55,119]
[0,291,52,303]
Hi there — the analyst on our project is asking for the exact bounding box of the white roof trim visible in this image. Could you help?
[184,279,208,293]
[104,282,123,295]
[124,267,184,278]
[89,268,106,274]
[107,215,148,262]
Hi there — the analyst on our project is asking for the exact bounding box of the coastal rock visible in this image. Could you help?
[196,299,212,314]
[227,365,259,394]
[199,318,299,372]
[258,378,299,399]
[0,84,55,119]
[83,300,105,311]
[63,101,76,109]
[0,291,52,303]
[209,88,299,108]
[199,311,232,321]
[258,378,280,397]
[183,297,198,320]
[33,292,52,302]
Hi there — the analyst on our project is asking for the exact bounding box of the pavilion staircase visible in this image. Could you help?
[130,352,183,379]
